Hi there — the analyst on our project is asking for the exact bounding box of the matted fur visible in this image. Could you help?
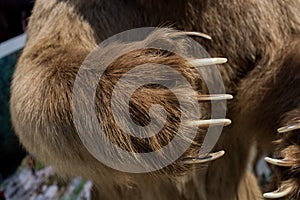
[10,0,300,199]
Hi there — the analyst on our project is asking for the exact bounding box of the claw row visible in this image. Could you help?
[264,121,300,199]
[178,44,231,165]
[183,31,299,199]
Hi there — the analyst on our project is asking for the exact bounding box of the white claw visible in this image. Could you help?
[186,119,232,128]
[182,150,225,164]
[198,94,233,101]
[278,122,300,133]
[182,31,212,40]
[264,157,293,167]
[189,58,228,67]
[263,185,293,199]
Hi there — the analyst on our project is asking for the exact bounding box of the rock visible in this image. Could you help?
[44,185,59,198]
[1,166,92,200]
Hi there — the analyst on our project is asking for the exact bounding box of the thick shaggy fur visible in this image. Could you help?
[10,0,300,199]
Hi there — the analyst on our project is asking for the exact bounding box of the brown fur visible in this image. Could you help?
[10,0,300,199]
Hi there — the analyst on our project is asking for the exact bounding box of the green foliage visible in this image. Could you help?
[65,180,85,200]
[35,160,46,171]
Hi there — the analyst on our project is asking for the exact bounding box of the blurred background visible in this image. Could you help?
[0,0,33,42]
[0,0,34,181]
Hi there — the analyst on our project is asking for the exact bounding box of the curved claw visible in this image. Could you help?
[264,157,293,167]
[182,150,225,164]
[189,58,228,67]
[278,122,300,133]
[263,184,293,199]
[181,31,212,40]
[185,119,232,128]
[198,94,233,101]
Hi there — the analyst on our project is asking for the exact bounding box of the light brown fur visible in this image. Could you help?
[10,0,300,199]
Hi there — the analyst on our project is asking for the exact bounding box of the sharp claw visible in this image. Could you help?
[198,94,233,101]
[182,150,225,164]
[278,122,300,133]
[181,31,212,40]
[263,184,293,199]
[264,157,293,167]
[189,58,228,67]
[185,119,232,128]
